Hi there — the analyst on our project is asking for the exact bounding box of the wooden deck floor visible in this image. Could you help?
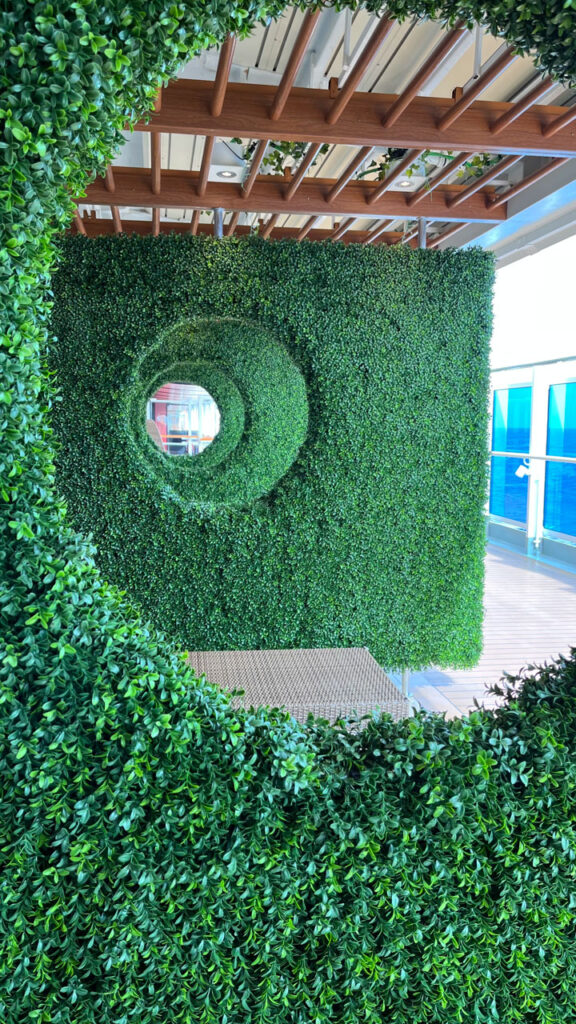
[409,543,576,717]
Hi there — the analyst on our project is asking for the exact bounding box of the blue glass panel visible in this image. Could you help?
[489,387,531,523]
[544,382,576,537]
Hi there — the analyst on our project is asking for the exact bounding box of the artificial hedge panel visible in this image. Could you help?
[51,234,492,669]
[2,1,576,1022]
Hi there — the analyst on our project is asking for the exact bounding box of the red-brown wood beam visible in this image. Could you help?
[327,17,394,125]
[197,136,215,197]
[296,215,321,241]
[407,151,473,207]
[487,157,570,209]
[110,205,122,234]
[151,132,162,196]
[366,149,426,205]
[65,217,407,246]
[141,80,576,158]
[73,211,87,235]
[270,11,321,121]
[382,23,466,128]
[153,89,162,112]
[152,207,160,236]
[364,219,394,244]
[225,211,240,236]
[490,78,555,135]
[330,217,357,241]
[243,139,269,197]
[212,34,236,117]
[438,46,517,131]
[446,154,522,208]
[542,105,576,139]
[428,222,469,248]
[104,166,116,193]
[81,168,506,223]
[190,210,200,235]
[284,143,323,200]
[326,146,374,202]
[260,213,280,239]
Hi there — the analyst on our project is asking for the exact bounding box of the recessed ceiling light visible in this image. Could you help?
[217,170,236,179]
[399,179,411,188]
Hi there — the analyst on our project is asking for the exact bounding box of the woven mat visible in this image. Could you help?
[187,647,410,724]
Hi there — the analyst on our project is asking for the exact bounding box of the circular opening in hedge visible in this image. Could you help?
[146,382,220,456]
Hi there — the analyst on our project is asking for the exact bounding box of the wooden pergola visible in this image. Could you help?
[73,9,576,250]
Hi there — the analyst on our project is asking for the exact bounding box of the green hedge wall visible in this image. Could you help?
[2,1,576,1021]
[50,234,492,669]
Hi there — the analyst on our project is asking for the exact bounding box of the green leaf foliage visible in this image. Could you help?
[1,0,576,1021]
[51,234,492,669]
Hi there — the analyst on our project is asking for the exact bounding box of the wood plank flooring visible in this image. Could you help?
[409,543,576,717]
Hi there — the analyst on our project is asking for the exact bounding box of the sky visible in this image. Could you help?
[490,233,576,369]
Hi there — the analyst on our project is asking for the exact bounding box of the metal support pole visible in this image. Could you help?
[401,668,410,698]
[213,207,224,238]
[417,218,427,249]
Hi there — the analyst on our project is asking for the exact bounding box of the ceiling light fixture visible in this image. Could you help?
[217,169,236,179]
[399,179,411,188]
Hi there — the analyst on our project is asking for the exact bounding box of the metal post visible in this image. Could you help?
[213,207,224,238]
[401,668,410,697]
[417,218,427,249]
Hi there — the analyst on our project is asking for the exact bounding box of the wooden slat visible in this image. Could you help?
[139,80,576,158]
[330,217,356,241]
[225,211,240,236]
[366,149,426,205]
[407,151,473,207]
[152,207,160,236]
[427,222,468,248]
[104,166,116,193]
[190,209,200,235]
[487,157,569,208]
[65,217,406,245]
[438,46,518,131]
[327,17,394,125]
[542,104,576,139]
[284,143,323,200]
[81,168,506,223]
[364,219,394,244]
[491,77,555,135]
[260,213,279,239]
[151,132,161,196]
[270,11,321,121]
[296,215,321,241]
[382,23,466,128]
[326,146,374,202]
[211,34,236,117]
[110,205,122,234]
[446,154,522,208]
[197,136,215,197]
[74,211,86,235]
[243,139,269,197]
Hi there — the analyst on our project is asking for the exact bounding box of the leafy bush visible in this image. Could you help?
[51,234,492,668]
[2,1,576,1021]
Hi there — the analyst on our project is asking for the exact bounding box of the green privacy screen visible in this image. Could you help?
[51,235,492,669]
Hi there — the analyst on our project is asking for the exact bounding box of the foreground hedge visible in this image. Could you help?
[2,1,576,1021]
[50,235,492,669]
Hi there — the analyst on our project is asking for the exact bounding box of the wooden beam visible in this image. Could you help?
[73,211,86,235]
[152,207,160,236]
[211,34,236,117]
[81,167,506,223]
[296,215,322,241]
[284,143,323,200]
[190,209,200,235]
[542,105,576,139]
[225,211,240,236]
[104,166,116,193]
[428,222,469,248]
[140,80,576,158]
[327,17,394,125]
[490,78,555,135]
[382,23,466,128]
[65,217,407,246]
[446,154,522,208]
[367,149,426,205]
[243,139,269,197]
[151,132,162,195]
[438,46,517,131]
[260,213,280,239]
[326,146,374,202]
[270,11,321,121]
[407,152,473,207]
[330,217,357,241]
[487,157,570,209]
[197,136,215,197]
[364,220,394,244]
[110,205,122,234]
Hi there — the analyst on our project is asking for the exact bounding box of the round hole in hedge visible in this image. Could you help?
[146,381,220,456]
